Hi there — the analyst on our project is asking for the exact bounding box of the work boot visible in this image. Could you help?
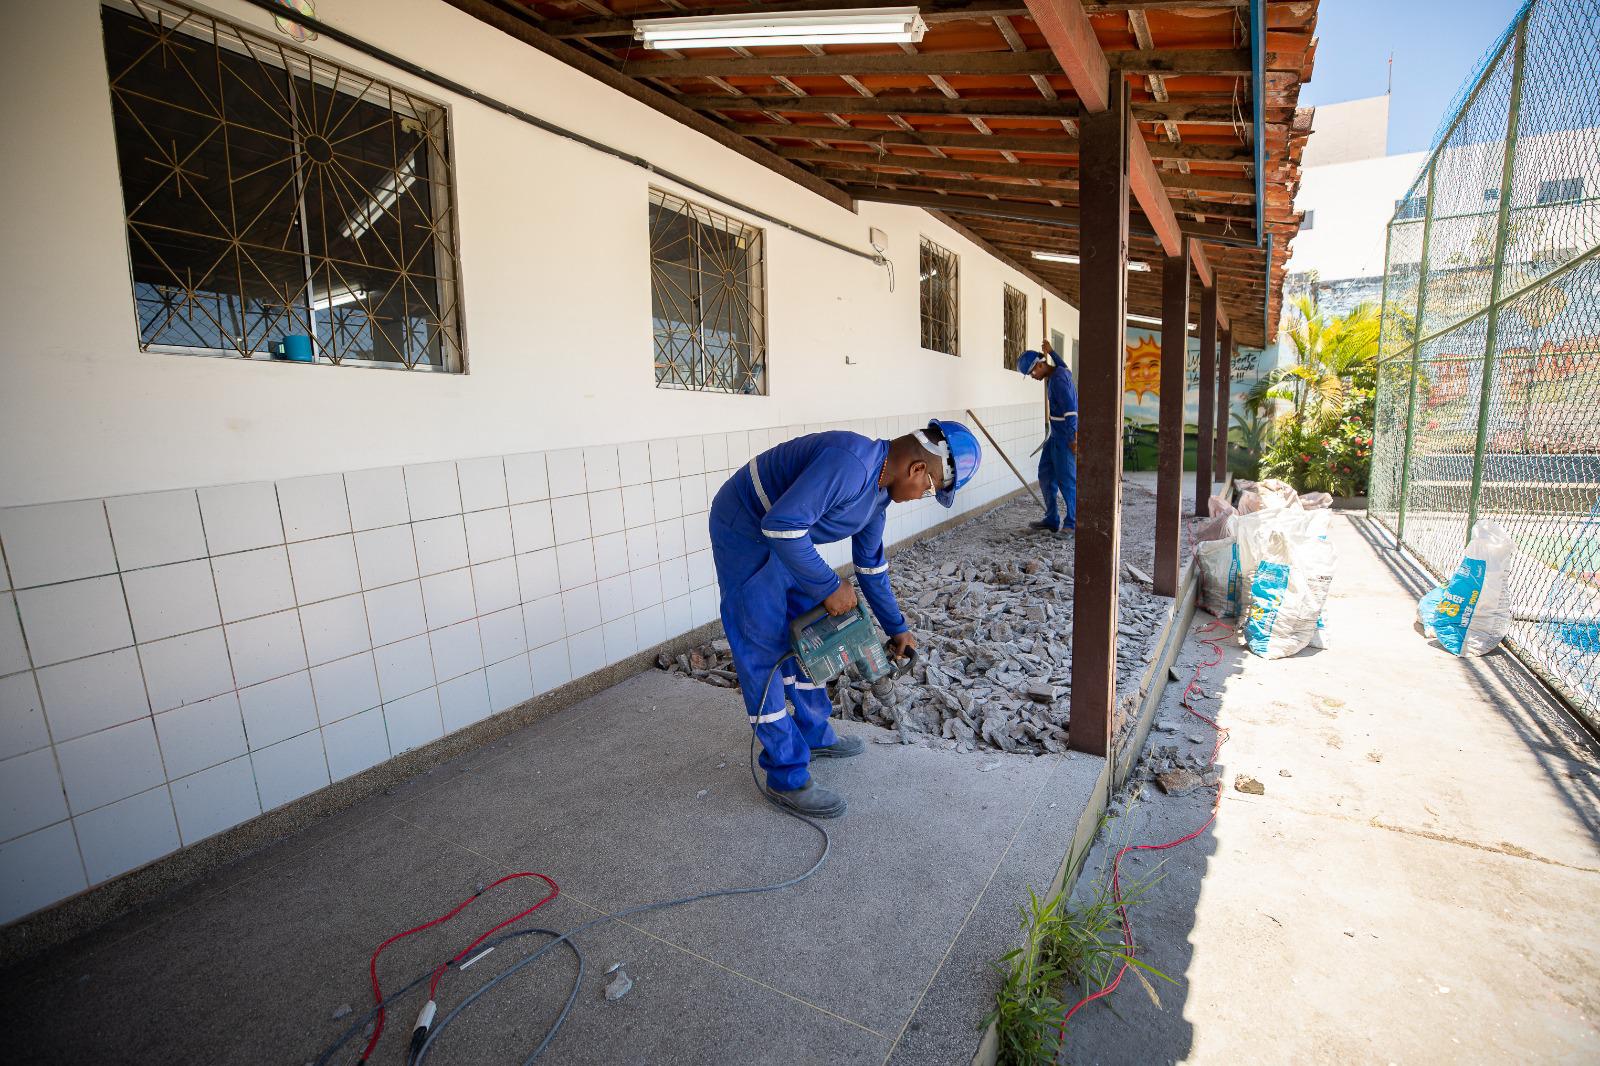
[811,734,865,759]
[764,781,847,818]
[1029,518,1061,533]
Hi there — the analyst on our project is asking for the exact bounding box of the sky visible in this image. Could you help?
[1299,0,1527,154]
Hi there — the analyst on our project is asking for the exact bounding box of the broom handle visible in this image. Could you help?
[965,409,1044,510]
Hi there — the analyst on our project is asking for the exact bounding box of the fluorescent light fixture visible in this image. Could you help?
[635,8,927,50]
[316,286,368,309]
[1128,313,1197,329]
[340,156,417,241]
[1032,250,1150,272]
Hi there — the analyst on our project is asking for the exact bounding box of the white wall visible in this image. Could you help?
[0,0,1073,922]
[1300,95,1391,168]
[1287,151,1428,282]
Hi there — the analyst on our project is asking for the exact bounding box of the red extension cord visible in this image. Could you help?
[361,871,560,1062]
[1058,620,1234,1038]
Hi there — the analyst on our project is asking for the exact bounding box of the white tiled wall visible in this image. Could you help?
[0,405,1041,924]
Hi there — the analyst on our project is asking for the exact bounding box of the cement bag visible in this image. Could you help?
[1234,506,1331,592]
[1417,586,1444,639]
[1242,529,1337,659]
[1197,537,1241,617]
[1299,492,1333,510]
[1433,520,1515,656]
[1238,478,1299,515]
[1193,495,1237,544]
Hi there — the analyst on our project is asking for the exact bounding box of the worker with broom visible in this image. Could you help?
[1018,339,1077,534]
[709,421,982,818]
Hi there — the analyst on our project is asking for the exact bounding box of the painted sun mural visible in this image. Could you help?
[1124,335,1162,402]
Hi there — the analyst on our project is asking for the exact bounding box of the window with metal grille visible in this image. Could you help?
[920,237,959,356]
[100,0,463,371]
[1001,284,1026,370]
[649,189,767,394]
[1535,177,1584,205]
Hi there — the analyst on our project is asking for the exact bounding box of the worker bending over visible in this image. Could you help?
[1018,340,1078,533]
[709,421,982,818]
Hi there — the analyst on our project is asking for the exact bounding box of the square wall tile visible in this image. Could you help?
[212,547,295,624]
[515,549,560,604]
[364,581,426,648]
[470,558,519,616]
[299,595,370,667]
[0,673,49,760]
[684,516,712,555]
[421,569,476,630]
[630,566,662,610]
[225,610,307,688]
[287,536,361,605]
[597,575,633,624]
[592,532,628,581]
[545,449,586,498]
[550,496,591,546]
[404,462,462,522]
[355,526,418,590]
[677,436,705,476]
[0,500,116,588]
[17,576,133,668]
[0,594,28,677]
[439,670,491,733]
[0,823,88,924]
[139,628,234,712]
[568,627,605,677]
[625,526,658,572]
[691,585,718,626]
[603,616,636,665]
[171,756,260,845]
[556,542,595,592]
[724,431,751,467]
[457,457,508,513]
[0,748,69,842]
[345,467,409,531]
[589,490,624,538]
[106,490,207,571]
[617,442,651,486]
[123,560,221,644]
[485,655,532,712]
[464,509,514,564]
[37,648,148,742]
[659,557,690,602]
[634,603,666,650]
[375,635,435,702]
[412,517,468,577]
[702,433,729,471]
[561,586,601,635]
[384,688,442,755]
[429,620,483,682]
[648,439,680,481]
[310,652,381,726]
[529,640,570,694]
[155,692,247,780]
[523,595,565,651]
[239,670,319,751]
[252,730,329,811]
[276,474,350,542]
[652,479,683,522]
[621,484,655,530]
[662,594,692,638]
[583,445,621,492]
[56,718,165,813]
[323,706,389,781]
[687,550,714,590]
[655,518,686,561]
[503,452,549,504]
[478,607,526,665]
[198,482,282,556]
[74,785,180,884]
[679,474,708,516]
[509,501,554,554]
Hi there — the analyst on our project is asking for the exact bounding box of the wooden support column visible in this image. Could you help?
[1214,327,1233,484]
[1154,245,1190,599]
[1194,284,1217,516]
[1068,77,1130,758]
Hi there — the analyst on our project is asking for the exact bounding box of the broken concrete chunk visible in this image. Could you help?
[1234,774,1266,795]
[1025,681,1057,703]
[604,970,634,1001]
[1156,769,1204,795]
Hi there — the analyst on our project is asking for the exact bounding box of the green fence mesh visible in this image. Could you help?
[1372,0,1600,728]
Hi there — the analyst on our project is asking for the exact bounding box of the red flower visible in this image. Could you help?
[1299,453,1311,463]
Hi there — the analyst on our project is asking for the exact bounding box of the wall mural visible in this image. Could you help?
[1121,327,1274,472]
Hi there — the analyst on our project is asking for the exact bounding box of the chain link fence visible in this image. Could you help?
[1371,0,1600,729]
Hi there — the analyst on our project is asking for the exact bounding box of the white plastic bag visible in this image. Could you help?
[1234,506,1331,591]
[1242,528,1337,658]
[1193,494,1237,544]
[1433,520,1514,656]
[1238,478,1299,515]
[1299,492,1333,510]
[1197,537,1241,617]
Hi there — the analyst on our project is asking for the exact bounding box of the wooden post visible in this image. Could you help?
[1068,76,1130,758]
[1155,246,1190,598]
[1214,327,1233,483]
[1195,284,1218,516]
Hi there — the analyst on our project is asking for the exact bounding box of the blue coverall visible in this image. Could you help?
[709,432,908,791]
[1038,363,1079,530]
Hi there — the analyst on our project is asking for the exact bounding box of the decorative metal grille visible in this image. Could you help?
[1002,284,1026,370]
[101,0,464,371]
[649,189,767,394]
[920,237,959,356]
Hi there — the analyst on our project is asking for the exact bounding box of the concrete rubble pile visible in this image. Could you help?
[658,488,1171,757]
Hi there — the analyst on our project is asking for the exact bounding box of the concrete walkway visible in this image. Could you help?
[1065,512,1600,1064]
[9,669,1102,1065]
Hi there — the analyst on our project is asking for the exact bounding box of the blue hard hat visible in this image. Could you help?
[1016,349,1044,375]
[927,419,982,508]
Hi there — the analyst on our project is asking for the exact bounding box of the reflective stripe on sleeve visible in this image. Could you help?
[748,708,789,724]
[763,528,808,539]
[747,457,773,511]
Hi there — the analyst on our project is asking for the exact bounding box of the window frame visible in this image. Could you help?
[919,236,960,357]
[1001,283,1026,371]
[100,0,467,373]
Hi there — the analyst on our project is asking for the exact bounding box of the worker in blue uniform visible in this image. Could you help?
[1018,339,1078,533]
[709,420,982,818]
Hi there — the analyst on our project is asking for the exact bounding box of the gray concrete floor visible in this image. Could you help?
[1065,512,1600,1064]
[8,669,1103,1065]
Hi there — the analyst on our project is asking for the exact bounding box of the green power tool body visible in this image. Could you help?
[788,598,914,686]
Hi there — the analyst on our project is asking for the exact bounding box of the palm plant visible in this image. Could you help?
[1249,295,1381,434]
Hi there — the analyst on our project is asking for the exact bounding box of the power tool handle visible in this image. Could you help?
[890,646,917,679]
